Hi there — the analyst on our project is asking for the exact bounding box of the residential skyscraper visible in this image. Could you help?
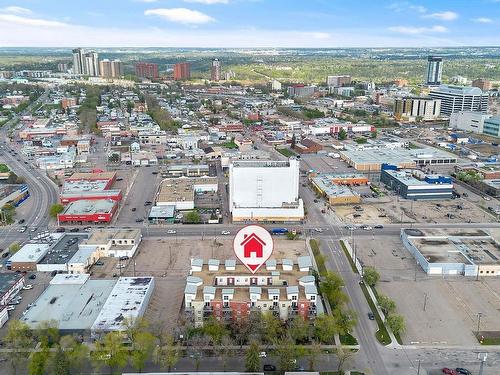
[173,62,191,80]
[211,58,221,81]
[99,59,123,78]
[72,48,85,75]
[135,62,159,79]
[84,51,100,77]
[426,56,443,86]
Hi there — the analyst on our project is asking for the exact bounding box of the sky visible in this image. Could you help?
[0,0,499,47]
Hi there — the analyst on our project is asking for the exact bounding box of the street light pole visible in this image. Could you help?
[477,312,483,335]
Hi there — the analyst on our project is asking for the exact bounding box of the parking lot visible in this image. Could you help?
[354,235,500,345]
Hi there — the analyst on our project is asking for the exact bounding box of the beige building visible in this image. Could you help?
[394,97,441,122]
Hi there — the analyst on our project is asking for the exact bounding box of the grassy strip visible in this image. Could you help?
[276,147,296,157]
[310,239,327,276]
[372,286,403,345]
[359,283,391,346]
[339,240,358,274]
[339,333,358,346]
[480,337,500,345]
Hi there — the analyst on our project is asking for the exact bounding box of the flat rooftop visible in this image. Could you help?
[0,273,23,297]
[383,169,430,186]
[39,234,88,265]
[68,172,116,180]
[82,228,141,245]
[482,179,500,189]
[404,228,500,265]
[9,243,50,264]
[311,175,358,197]
[231,160,294,168]
[61,199,116,215]
[62,179,108,194]
[21,279,116,331]
[91,277,154,332]
[157,177,217,203]
[341,147,457,165]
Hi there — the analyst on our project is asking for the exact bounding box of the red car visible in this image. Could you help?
[442,369,458,375]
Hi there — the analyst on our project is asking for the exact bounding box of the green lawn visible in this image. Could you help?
[276,147,296,157]
[479,337,500,345]
[222,141,238,149]
[339,240,358,274]
[339,333,359,346]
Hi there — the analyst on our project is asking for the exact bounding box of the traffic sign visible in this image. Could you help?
[233,225,274,274]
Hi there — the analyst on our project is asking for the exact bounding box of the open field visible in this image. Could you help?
[353,235,500,345]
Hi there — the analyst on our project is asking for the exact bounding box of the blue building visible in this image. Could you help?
[380,168,453,200]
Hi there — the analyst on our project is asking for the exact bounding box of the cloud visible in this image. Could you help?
[388,25,448,34]
[304,31,330,39]
[144,8,215,24]
[0,14,69,28]
[409,5,427,13]
[423,11,458,21]
[472,17,493,23]
[184,0,229,4]
[135,0,159,3]
[0,6,32,14]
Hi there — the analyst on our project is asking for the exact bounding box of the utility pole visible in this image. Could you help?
[133,261,136,277]
[423,293,428,312]
[478,352,487,375]
[416,359,421,375]
[477,312,483,335]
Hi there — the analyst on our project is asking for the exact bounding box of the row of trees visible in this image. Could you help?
[4,312,355,375]
[362,266,406,338]
[144,93,180,131]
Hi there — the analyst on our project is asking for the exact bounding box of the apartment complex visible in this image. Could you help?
[426,56,443,86]
[394,97,441,121]
[211,58,221,81]
[135,62,159,79]
[72,48,99,76]
[326,75,351,88]
[184,257,318,326]
[429,85,488,116]
[173,62,191,81]
[99,59,123,78]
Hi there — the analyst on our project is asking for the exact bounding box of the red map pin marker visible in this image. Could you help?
[233,225,274,274]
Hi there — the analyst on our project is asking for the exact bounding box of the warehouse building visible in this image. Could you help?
[164,164,210,178]
[380,168,453,200]
[91,277,154,337]
[155,177,218,211]
[60,172,121,204]
[8,243,51,271]
[36,234,88,273]
[0,273,25,306]
[401,228,500,277]
[80,228,142,258]
[310,174,361,205]
[229,159,304,222]
[340,147,457,171]
[57,199,119,224]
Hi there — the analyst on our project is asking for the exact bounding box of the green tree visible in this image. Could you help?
[36,320,60,347]
[202,316,228,344]
[28,352,47,375]
[314,314,338,344]
[93,332,128,375]
[51,347,71,375]
[245,341,260,372]
[108,153,120,163]
[320,271,348,310]
[261,312,283,344]
[363,266,380,287]
[335,310,357,337]
[59,335,89,375]
[130,331,156,372]
[275,336,298,372]
[49,204,64,219]
[338,128,347,140]
[185,210,201,224]
[378,294,396,316]
[289,315,311,343]
[153,335,180,372]
[4,320,34,375]
[371,129,378,138]
[7,172,19,184]
[386,314,406,336]
[9,242,21,254]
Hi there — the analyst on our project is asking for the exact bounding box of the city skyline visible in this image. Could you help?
[0,0,499,47]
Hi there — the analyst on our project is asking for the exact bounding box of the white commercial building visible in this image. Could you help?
[229,159,304,222]
[429,85,488,116]
[449,111,492,134]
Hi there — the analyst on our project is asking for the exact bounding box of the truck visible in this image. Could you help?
[270,228,288,235]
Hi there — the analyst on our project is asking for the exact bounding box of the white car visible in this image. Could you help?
[361,225,372,231]
[167,229,177,234]
[116,264,126,269]
[18,226,27,233]
[30,227,37,232]
[259,351,267,358]
[6,305,15,311]
[23,284,33,290]
[221,231,231,235]
[314,228,323,233]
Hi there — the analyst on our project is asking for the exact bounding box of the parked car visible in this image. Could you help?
[18,219,25,224]
[368,312,375,320]
[374,225,384,229]
[22,284,33,290]
[6,306,15,311]
[314,228,323,233]
[167,229,177,234]
[221,231,231,235]
[361,225,372,230]
[95,260,104,266]
[29,274,36,280]
[55,227,66,233]
[116,264,126,269]
[263,364,276,371]
[119,256,129,261]
[442,369,458,375]
[135,218,144,223]
[18,226,27,233]
[70,228,79,232]
[2,252,9,258]
[259,351,267,358]
[455,369,471,375]
[30,227,37,232]
[131,207,137,212]
[50,270,57,277]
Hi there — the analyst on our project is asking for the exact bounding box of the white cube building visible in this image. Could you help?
[229,159,304,222]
